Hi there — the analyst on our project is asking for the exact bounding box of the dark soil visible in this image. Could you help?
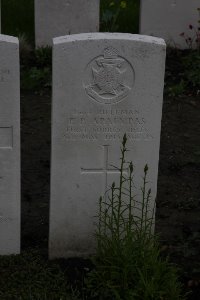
[156,94,200,299]
[21,90,51,251]
[20,89,200,299]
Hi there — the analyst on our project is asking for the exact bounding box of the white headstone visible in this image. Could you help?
[49,33,166,259]
[35,0,100,47]
[140,0,199,49]
[0,1,1,33]
[0,35,20,255]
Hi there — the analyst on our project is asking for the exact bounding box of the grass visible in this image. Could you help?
[165,48,200,97]
[20,46,52,91]
[0,250,77,300]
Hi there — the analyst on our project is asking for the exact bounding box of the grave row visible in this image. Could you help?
[34,0,199,49]
[0,32,166,258]
[0,0,198,48]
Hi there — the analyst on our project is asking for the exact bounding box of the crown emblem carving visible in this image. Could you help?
[84,47,134,105]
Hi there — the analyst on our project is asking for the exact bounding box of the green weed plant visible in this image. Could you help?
[21,46,52,91]
[165,47,200,97]
[100,0,139,33]
[86,135,184,300]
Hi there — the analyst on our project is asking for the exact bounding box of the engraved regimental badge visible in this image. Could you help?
[84,47,134,104]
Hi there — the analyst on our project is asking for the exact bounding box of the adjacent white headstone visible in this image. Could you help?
[140,0,199,49]
[35,0,100,47]
[0,35,20,255]
[49,33,166,259]
[0,1,1,33]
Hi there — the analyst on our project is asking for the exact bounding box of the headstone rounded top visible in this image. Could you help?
[104,46,118,59]
[0,34,19,44]
[53,33,166,47]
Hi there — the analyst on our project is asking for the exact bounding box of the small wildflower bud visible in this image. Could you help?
[188,37,192,41]
[112,182,115,188]
[189,24,193,30]
[144,164,148,174]
[120,1,127,9]
[122,134,127,147]
[129,162,133,174]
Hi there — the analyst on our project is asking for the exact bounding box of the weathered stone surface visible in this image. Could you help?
[49,33,166,258]
[140,0,199,49]
[35,0,100,47]
[0,1,1,33]
[0,34,20,255]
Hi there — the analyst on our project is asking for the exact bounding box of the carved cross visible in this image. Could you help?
[81,145,128,196]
